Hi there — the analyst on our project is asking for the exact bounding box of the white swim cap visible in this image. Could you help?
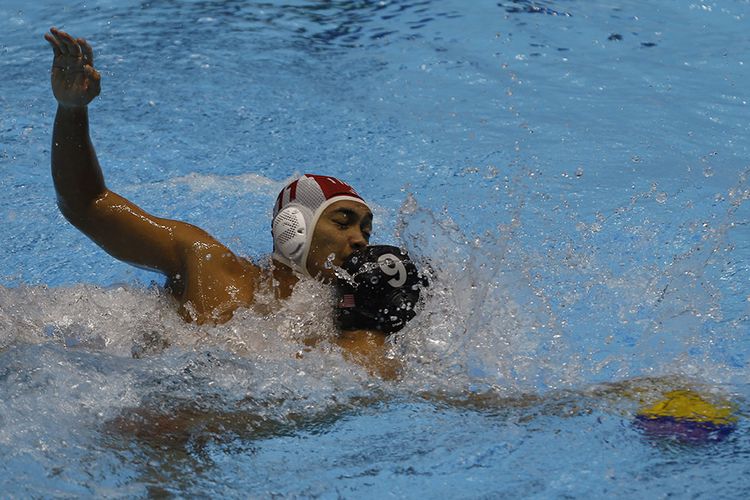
[271,174,369,277]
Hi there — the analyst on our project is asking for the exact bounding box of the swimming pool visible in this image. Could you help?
[2,0,749,497]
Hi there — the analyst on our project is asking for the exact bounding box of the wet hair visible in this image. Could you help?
[335,245,428,334]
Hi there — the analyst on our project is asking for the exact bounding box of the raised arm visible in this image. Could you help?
[45,28,104,217]
[45,28,260,322]
[44,27,188,272]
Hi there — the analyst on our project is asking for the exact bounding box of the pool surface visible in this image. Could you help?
[1,0,749,497]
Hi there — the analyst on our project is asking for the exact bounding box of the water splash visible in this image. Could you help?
[395,167,750,394]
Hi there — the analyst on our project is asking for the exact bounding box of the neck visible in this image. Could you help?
[271,259,300,299]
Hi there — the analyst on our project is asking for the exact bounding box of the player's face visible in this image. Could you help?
[306,200,372,280]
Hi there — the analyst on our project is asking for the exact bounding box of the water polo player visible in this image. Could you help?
[335,245,427,334]
[44,27,425,343]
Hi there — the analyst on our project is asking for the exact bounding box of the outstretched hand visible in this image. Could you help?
[44,27,101,108]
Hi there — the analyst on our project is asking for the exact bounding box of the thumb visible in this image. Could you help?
[84,65,101,97]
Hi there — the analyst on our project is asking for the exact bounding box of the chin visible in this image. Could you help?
[306,263,335,281]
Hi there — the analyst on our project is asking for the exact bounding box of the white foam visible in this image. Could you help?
[169,172,283,195]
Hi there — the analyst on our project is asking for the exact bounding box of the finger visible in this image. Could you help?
[49,28,70,56]
[54,28,82,58]
[78,38,94,66]
[44,32,63,57]
[49,27,70,55]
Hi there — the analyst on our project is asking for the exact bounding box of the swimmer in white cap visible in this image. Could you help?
[44,28,378,327]
[271,174,372,280]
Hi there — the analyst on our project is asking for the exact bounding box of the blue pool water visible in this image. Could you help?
[2,0,750,497]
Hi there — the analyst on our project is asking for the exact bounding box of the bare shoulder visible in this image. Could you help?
[170,223,264,323]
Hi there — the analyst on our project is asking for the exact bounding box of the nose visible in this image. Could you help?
[349,229,367,251]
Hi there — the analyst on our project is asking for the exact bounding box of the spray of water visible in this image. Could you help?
[1,169,748,490]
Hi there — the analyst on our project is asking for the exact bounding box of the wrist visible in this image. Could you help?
[57,102,88,110]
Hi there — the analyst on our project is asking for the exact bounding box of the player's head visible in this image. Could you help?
[272,174,372,278]
[335,245,428,334]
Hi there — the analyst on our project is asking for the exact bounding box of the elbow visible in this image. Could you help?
[56,196,97,231]
[57,199,85,229]
[52,172,108,226]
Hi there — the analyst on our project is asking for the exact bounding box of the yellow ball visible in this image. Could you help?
[635,389,737,443]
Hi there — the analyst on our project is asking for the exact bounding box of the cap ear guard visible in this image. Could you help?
[335,245,428,334]
[272,205,312,272]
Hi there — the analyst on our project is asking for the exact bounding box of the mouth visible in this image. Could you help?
[323,253,342,270]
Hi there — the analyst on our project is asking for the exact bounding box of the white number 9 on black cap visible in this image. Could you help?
[377,253,408,288]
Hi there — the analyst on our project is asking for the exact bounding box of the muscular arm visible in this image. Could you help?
[45,28,260,322]
[46,28,105,219]
[51,105,180,274]
[51,106,104,215]
[46,28,200,276]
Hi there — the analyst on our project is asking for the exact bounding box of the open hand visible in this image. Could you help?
[44,27,101,107]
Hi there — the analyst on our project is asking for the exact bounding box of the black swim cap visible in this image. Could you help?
[335,245,427,334]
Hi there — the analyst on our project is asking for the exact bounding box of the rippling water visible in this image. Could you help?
[2,0,749,497]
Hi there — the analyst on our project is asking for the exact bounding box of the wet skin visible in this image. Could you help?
[45,27,258,323]
[44,27,396,377]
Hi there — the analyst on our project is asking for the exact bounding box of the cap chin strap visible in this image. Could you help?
[272,195,370,279]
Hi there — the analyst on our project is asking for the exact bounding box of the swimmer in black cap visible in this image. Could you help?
[44,28,424,372]
[335,245,427,335]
